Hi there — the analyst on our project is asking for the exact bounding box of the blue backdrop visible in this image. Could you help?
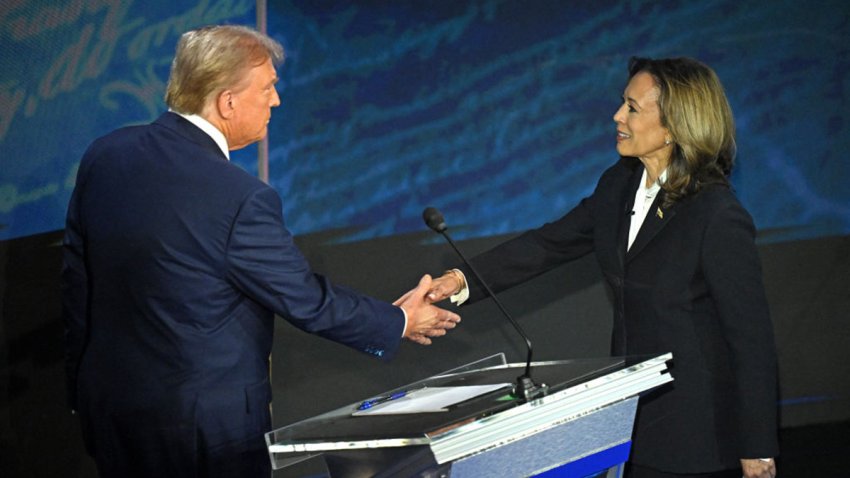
[0,0,257,240]
[265,0,850,243]
[2,0,848,244]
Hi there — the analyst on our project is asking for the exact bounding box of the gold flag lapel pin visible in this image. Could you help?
[656,207,664,219]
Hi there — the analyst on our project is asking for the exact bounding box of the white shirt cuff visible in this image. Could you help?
[399,306,408,338]
[449,269,470,305]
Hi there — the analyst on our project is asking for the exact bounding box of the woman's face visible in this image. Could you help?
[613,71,671,165]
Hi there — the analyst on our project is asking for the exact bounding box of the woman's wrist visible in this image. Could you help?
[444,269,465,294]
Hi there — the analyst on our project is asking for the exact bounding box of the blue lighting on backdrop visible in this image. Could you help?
[1,0,848,244]
[0,0,257,240]
[266,0,850,243]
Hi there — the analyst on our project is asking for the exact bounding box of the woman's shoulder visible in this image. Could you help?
[598,157,641,183]
[690,183,741,208]
[683,183,756,227]
[612,156,642,173]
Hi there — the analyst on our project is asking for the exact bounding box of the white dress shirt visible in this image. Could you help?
[172,110,231,160]
[627,168,667,251]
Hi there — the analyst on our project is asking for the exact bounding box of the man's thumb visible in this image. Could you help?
[414,274,433,294]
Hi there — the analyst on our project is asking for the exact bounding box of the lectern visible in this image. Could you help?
[266,353,672,478]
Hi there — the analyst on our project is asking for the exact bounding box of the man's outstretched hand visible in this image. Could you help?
[394,275,461,345]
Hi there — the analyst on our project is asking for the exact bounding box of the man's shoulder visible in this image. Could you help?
[78,123,154,175]
[83,120,267,192]
[88,122,151,149]
[88,113,203,151]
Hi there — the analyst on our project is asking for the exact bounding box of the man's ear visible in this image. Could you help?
[217,90,234,119]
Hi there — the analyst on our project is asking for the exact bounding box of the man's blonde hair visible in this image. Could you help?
[165,25,284,115]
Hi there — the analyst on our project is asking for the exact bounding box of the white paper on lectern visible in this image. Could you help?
[352,383,512,416]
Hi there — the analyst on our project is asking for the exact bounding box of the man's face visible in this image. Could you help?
[226,57,280,150]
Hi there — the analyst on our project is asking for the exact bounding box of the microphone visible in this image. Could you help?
[422,207,548,402]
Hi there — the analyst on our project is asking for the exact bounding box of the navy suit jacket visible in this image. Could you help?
[459,157,779,473]
[61,112,404,477]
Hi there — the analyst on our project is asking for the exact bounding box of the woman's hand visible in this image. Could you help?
[426,271,464,303]
[741,458,776,478]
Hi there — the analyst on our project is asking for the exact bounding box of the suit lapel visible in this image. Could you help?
[626,188,678,262]
[616,165,645,270]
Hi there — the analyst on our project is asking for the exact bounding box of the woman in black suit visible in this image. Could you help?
[425,57,779,478]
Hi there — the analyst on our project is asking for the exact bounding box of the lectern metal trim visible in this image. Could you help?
[428,353,672,464]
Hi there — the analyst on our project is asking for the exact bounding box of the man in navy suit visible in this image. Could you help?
[61,25,460,478]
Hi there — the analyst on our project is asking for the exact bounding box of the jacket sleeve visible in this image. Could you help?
[702,200,780,458]
[460,163,620,303]
[224,186,404,360]
[61,158,91,411]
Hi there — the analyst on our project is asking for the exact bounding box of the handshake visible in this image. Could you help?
[393,272,466,345]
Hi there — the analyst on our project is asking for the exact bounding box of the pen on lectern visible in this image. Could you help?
[357,391,407,410]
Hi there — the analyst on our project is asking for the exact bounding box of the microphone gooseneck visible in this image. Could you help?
[422,206,547,402]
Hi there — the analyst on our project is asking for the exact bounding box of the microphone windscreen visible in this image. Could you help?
[422,207,447,232]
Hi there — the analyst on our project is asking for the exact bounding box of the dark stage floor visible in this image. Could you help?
[776,420,850,477]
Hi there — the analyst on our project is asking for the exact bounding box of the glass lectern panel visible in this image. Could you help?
[264,353,638,470]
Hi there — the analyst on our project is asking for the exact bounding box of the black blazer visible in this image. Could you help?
[61,112,405,477]
[460,157,779,473]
